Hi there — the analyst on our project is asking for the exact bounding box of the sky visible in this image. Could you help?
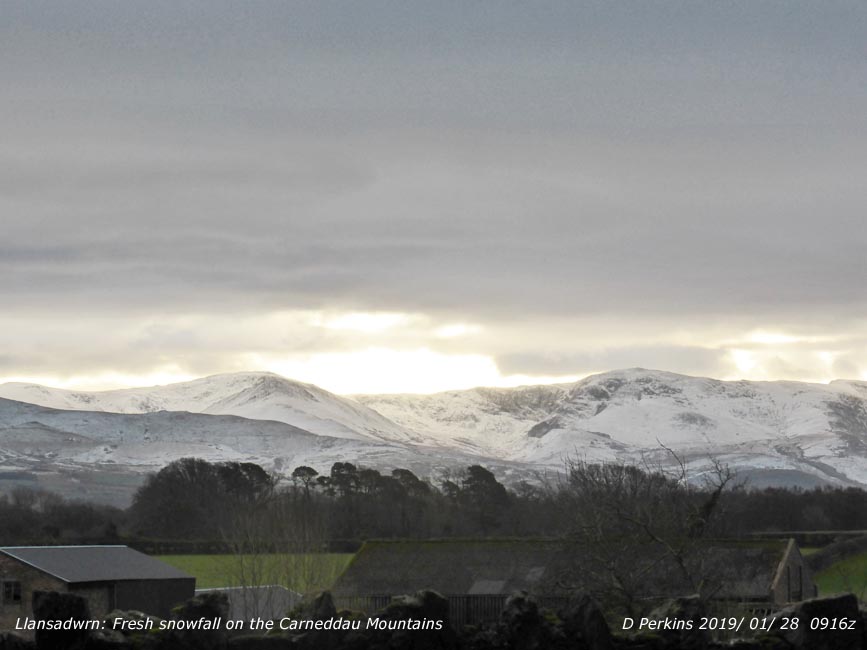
[2,1,866,394]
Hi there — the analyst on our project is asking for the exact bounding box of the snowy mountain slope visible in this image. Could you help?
[4,369,867,492]
[0,372,417,444]
[0,396,377,476]
[356,369,867,487]
[0,397,540,506]
[353,384,569,457]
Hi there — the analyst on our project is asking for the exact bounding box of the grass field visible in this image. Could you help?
[815,551,867,598]
[157,553,354,593]
[161,548,867,599]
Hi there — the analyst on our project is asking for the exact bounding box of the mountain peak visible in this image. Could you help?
[0,369,415,444]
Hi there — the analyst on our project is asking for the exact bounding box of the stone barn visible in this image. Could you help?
[331,538,817,627]
[332,539,574,627]
[699,539,818,606]
[0,545,195,629]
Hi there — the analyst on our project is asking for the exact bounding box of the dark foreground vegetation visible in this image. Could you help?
[1,586,864,650]
[4,458,867,649]
[4,457,867,547]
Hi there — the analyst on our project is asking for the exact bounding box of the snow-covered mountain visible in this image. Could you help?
[0,372,418,444]
[3,368,867,501]
[356,369,867,488]
[0,395,535,506]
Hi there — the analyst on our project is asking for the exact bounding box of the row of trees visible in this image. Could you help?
[127,459,525,542]
[128,457,867,543]
[129,459,276,539]
[7,457,867,548]
[0,488,122,543]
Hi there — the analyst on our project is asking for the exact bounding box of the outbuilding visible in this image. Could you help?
[0,545,195,630]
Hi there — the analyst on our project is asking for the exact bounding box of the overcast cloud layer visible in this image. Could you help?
[2,2,866,392]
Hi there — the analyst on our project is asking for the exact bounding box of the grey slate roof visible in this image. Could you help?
[331,538,794,602]
[0,545,193,583]
[332,539,572,598]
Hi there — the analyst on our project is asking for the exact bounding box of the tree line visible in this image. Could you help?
[4,457,867,546]
[127,459,527,543]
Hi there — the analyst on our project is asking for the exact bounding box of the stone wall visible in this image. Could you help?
[0,555,66,632]
[68,584,112,620]
[1,589,866,650]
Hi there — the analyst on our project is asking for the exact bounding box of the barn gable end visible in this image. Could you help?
[0,545,195,631]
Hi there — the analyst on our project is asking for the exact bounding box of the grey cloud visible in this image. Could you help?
[0,355,19,372]
[2,132,865,324]
[132,325,204,352]
[762,357,815,382]
[1,2,866,384]
[497,346,728,379]
[832,358,861,380]
[5,2,866,127]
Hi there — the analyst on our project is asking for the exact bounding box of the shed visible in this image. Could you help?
[0,545,195,630]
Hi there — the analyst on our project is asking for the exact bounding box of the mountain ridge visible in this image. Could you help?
[0,371,418,444]
[0,394,537,506]
[2,368,867,498]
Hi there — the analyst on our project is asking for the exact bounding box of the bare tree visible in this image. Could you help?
[560,452,737,616]
[221,473,331,619]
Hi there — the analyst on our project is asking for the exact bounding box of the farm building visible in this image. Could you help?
[332,539,572,627]
[331,538,816,627]
[0,545,195,629]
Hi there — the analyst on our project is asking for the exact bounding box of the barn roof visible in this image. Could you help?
[333,538,572,598]
[696,543,790,600]
[0,545,193,583]
[331,538,793,602]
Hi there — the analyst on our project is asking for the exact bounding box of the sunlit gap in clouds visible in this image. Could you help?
[248,348,583,395]
[0,312,863,393]
[314,312,418,333]
[722,331,856,384]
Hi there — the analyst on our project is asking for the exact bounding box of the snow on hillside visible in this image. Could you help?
[356,369,867,487]
[0,395,375,468]
[4,368,867,491]
[352,384,569,458]
[0,396,538,506]
[0,372,417,444]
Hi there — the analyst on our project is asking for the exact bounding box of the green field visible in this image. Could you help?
[815,551,867,598]
[157,553,354,593]
[161,548,867,600]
